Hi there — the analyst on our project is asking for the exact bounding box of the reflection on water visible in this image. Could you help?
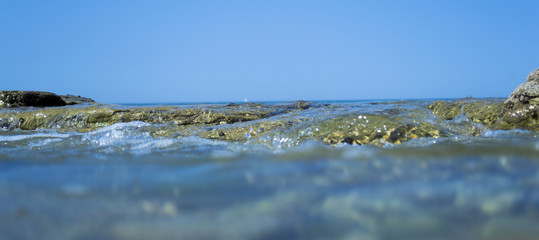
[1,100,539,240]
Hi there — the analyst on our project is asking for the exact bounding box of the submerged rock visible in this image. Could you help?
[0,91,66,108]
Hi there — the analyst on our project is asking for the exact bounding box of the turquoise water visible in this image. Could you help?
[1,100,539,240]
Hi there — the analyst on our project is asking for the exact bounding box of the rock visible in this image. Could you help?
[526,67,539,82]
[505,68,539,107]
[0,91,66,108]
[0,102,319,133]
[291,100,314,110]
[318,114,440,146]
[428,100,466,120]
[427,68,539,132]
[428,99,504,126]
[60,94,96,105]
[430,68,539,132]
[3,69,539,145]
[503,68,539,131]
[504,81,539,107]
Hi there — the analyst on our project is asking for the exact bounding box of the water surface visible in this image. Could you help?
[1,100,538,240]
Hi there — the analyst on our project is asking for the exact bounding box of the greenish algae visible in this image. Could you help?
[462,101,505,126]
[426,98,534,131]
[428,98,505,124]
[198,119,304,142]
[0,102,321,135]
[428,100,467,120]
[1,104,280,129]
[313,114,440,146]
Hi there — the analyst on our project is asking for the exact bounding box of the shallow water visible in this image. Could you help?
[1,100,539,240]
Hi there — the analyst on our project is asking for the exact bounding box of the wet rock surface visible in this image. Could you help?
[428,99,505,127]
[0,99,507,146]
[2,68,539,146]
[0,102,325,134]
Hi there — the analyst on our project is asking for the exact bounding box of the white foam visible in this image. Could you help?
[481,129,531,137]
[132,139,175,150]
[0,132,70,142]
[88,121,150,134]
[82,121,152,146]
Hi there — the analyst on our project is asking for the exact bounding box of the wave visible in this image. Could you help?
[0,132,71,142]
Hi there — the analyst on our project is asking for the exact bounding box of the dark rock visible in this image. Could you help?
[60,94,96,105]
[0,118,8,129]
[0,91,66,108]
[293,100,311,110]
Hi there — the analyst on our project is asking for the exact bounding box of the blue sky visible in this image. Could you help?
[1,1,538,103]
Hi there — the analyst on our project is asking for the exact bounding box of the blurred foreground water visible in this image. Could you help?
[1,100,539,240]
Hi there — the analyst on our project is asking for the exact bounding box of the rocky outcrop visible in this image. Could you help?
[0,91,66,107]
[502,68,539,131]
[505,68,539,107]
[60,94,96,105]
[0,91,96,108]
[427,67,539,132]
[526,68,539,82]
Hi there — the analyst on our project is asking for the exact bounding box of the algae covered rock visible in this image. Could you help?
[0,91,66,107]
[428,100,466,120]
[461,100,505,126]
[426,67,539,132]
[0,101,322,133]
[310,113,440,146]
[197,119,302,142]
[428,98,504,126]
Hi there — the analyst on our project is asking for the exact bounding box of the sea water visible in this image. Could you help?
[1,100,539,240]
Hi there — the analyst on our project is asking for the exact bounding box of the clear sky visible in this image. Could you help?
[1,1,538,103]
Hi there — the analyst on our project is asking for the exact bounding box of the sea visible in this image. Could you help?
[1,99,538,240]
